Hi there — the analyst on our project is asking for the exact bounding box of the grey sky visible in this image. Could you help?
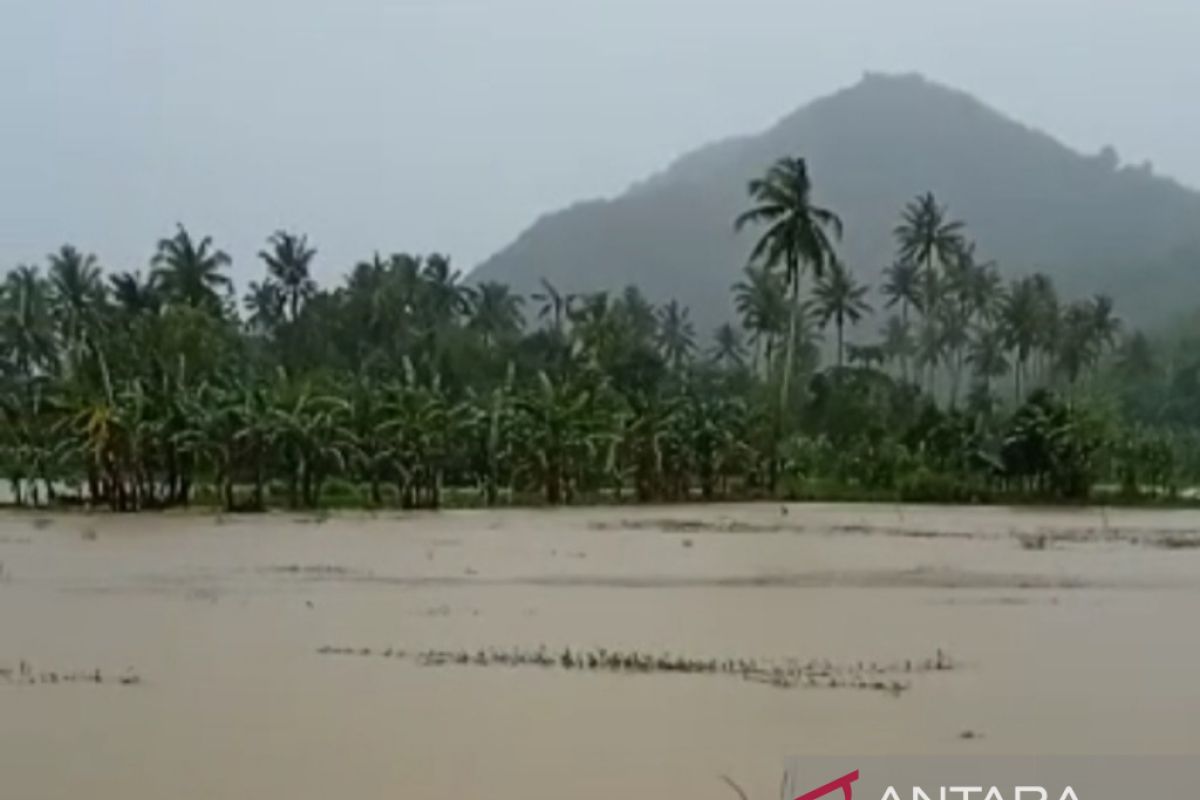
[2,0,1197,285]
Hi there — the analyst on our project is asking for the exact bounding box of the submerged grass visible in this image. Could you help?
[316,644,957,695]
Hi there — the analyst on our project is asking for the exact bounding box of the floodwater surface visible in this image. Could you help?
[1,504,1198,799]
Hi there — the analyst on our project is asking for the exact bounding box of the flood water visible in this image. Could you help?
[1,504,1198,799]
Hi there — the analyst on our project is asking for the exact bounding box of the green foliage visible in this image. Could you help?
[0,155,1185,513]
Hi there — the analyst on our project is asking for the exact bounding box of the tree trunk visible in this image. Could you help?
[430,469,442,509]
[836,316,844,368]
[949,352,963,409]
[780,269,800,415]
[288,468,300,509]
[86,465,99,508]
[546,453,562,505]
[253,464,265,512]
[772,265,803,496]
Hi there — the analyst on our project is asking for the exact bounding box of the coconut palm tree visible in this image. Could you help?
[845,344,886,370]
[469,281,525,346]
[656,300,696,370]
[532,278,574,334]
[894,192,965,313]
[938,303,973,408]
[882,259,922,322]
[1001,277,1041,402]
[879,315,915,380]
[421,254,473,327]
[879,258,921,397]
[109,271,160,318]
[1054,300,1103,390]
[956,246,1004,322]
[152,224,232,314]
[2,266,56,378]
[1030,272,1060,385]
[614,286,658,348]
[258,230,317,322]
[915,318,946,395]
[708,323,746,368]
[570,292,618,362]
[243,280,285,335]
[732,265,788,375]
[734,157,842,407]
[1089,294,1122,354]
[1115,331,1157,384]
[812,261,872,367]
[967,325,1010,397]
[47,245,105,356]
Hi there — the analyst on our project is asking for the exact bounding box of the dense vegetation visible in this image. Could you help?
[0,158,1195,511]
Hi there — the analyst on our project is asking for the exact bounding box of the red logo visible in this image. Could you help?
[795,770,860,800]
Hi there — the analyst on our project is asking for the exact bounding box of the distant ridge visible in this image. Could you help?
[471,73,1200,331]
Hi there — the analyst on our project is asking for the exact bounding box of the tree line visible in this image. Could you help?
[0,157,1190,510]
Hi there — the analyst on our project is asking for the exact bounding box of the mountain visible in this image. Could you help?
[471,73,1200,332]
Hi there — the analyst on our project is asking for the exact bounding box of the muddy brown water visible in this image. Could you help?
[1,504,1198,799]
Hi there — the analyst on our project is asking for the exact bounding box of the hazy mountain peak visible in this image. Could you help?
[473,74,1200,331]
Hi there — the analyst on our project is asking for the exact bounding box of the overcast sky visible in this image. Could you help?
[2,0,1197,284]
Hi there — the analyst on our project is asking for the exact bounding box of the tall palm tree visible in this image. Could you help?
[258,230,317,322]
[1115,331,1157,384]
[915,318,946,395]
[1030,272,1060,384]
[780,301,825,377]
[708,323,746,368]
[881,261,920,379]
[734,157,842,407]
[942,308,974,407]
[2,266,56,378]
[469,282,525,346]
[570,292,618,361]
[967,325,1010,397]
[243,280,285,335]
[532,278,575,333]
[1089,294,1122,354]
[656,300,696,370]
[954,245,1003,323]
[420,254,472,327]
[812,261,871,367]
[894,192,964,316]
[152,224,232,313]
[732,265,788,375]
[615,285,658,347]
[879,315,915,380]
[109,271,160,317]
[882,260,922,321]
[1055,301,1100,389]
[1001,277,1041,402]
[47,245,105,354]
